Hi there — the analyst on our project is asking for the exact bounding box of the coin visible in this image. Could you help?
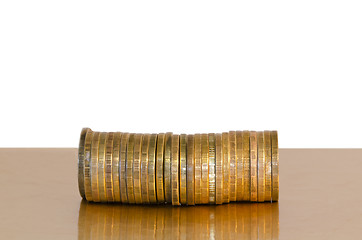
[105,132,114,202]
[242,131,250,201]
[201,133,209,204]
[84,130,93,201]
[98,132,107,202]
[112,132,122,202]
[215,133,223,204]
[156,133,165,203]
[222,132,230,203]
[264,131,272,202]
[91,132,101,202]
[126,133,135,203]
[133,134,143,204]
[171,134,180,205]
[194,134,202,204]
[250,131,257,202]
[78,128,89,199]
[120,133,129,203]
[271,131,279,201]
[235,131,243,201]
[180,134,187,205]
[186,134,195,205]
[208,133,216,204]
[148,134,158,204]
[164,132,173,203]
[228,131,236,202]
[257,131,265,202]
[141,134,150,204]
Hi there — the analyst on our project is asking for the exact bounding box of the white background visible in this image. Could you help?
[0,1,361,148]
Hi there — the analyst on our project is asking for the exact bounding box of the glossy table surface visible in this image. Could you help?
[0,148,361,239]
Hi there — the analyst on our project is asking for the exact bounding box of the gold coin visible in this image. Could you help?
[242,131,250,201]
[215,133,223,204]
[194,134,202,204]
[120,133,129,203]
[235,131,243,201]
[164,132,172,203]
[84,130,93,201]
[257,131,265,202]
[250,131,257,202]
[141,134,150,204]
[228,131,236,202]
[126,133,135,203]
[201,133,209,204]
[148,134,158,204]
[156,133,165,203]
[208,133,216,204]
[98,132,107,202]
[112,132,122,202]
[78,128,89,199]
[186,134,195,205]
[91,132,101,202]
[171,134,180,205]
[271,131,279,201]
[264,131,272,202]
[180,134,187,205]
[222,132,230,203]
[133,134,143,204]
[105,132,114,202]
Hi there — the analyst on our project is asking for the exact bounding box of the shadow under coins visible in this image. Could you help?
[78,201,279,240]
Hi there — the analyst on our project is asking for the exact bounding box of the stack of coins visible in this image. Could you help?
[78,128,279,205]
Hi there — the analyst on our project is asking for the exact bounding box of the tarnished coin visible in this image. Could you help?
[148,134,158,204]
[126,133,136,203]
[235,131,243,201]
[91,132,101,202]
[171,134,180,205]
[78,128,90,199]
[120,133,129,203]
[271,131,279,201]
[164,132,173,203]
[222,132,230,203]
[98,132,107,202]
[141,134,150,204]
[112,132,122,202]
[201,133,209,204]
[194,134,202,204]
[257,131,265,202]
[180,134,187,205]
[250,131,257,202]
[228,131,236,202]
[186,134,195,205]
[105,132,114,202]
[84,130,93,201]
[133,134,143,204]
[242,131,250,201]
[215,133,223,204]
[208,133,216,204]
[156,133,165,203]
[264,131,272,202]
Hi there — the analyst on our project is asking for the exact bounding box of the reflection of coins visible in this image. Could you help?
[120,133,129,203]
[208,133,216,204]
[235,131,243,201]
[112,132,122,202]
[228,131,236,202]
[105,132,114,202]
[126,134,135,203]
[164,132,173,203]
[78,128,89,199]
[141,134,150,204]
[180,134,187,205]
[242,131,250,201]
[148,134,158,204]
[91,132,100,202]
[264,131,272,202]
[271,131,279,201]
[194,134,202,204]
[133,134,143,204]
[156,133,165,203]
[250,131,257,202]
[201,133,209,204]
[171,134,180,205]
[222,132,229,203]
[98,132,107,202]
[215,133,223,204]
[257,131,265,202]
[186,134,195,205]
[84,130,93,201]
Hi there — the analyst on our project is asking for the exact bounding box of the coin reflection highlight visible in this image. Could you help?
[78,201,279,240]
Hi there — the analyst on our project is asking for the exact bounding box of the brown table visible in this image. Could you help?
[0,148,361,239]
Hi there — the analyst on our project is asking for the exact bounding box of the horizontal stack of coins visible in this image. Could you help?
[78,128,279,205]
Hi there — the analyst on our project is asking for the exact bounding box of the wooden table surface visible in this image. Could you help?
[0,148,361,239]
